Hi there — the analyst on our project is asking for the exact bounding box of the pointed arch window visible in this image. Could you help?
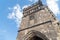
[29,13,35,20]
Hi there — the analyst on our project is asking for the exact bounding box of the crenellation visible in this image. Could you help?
[23,4,45,17]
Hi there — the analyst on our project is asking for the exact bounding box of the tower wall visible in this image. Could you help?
[16,0,60,40]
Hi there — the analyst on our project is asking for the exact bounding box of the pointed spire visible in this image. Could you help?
[38,0,40,2]
[38,0,43,6]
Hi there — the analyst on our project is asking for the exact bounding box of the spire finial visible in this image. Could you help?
[38,0,41,3]
[38,0,43,6]
[38,0,40,2]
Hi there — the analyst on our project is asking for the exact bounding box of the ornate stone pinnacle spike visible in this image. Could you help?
[38,0,41,3]
[38,0,40,2]
[38,0,43,6]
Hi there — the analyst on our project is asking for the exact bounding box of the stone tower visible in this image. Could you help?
[16,0,60,40]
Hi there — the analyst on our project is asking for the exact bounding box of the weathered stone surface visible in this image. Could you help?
[16,0,60,40]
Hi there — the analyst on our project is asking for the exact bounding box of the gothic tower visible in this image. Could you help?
[16,0,60,40]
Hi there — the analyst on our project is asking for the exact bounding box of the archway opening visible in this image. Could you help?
[30,36,43,40]
[24,30,48,40]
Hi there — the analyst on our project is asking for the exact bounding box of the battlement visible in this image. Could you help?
[23,0,43,17]
[23,2,39,11]
[23,2,43,11]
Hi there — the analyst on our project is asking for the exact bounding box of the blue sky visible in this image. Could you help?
[0,0,60,40]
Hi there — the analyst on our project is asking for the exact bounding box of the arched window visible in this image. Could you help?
[29,13,35,20]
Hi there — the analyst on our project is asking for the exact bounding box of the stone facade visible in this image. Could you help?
[16,0,60,40]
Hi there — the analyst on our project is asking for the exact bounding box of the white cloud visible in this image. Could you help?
[8,13,15,19]
[22,5,30,9]
[34,0,38,2]
[8,4,31,28]
[29,0,33,2]
[8,4,23,28]
[46,0,60,16]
